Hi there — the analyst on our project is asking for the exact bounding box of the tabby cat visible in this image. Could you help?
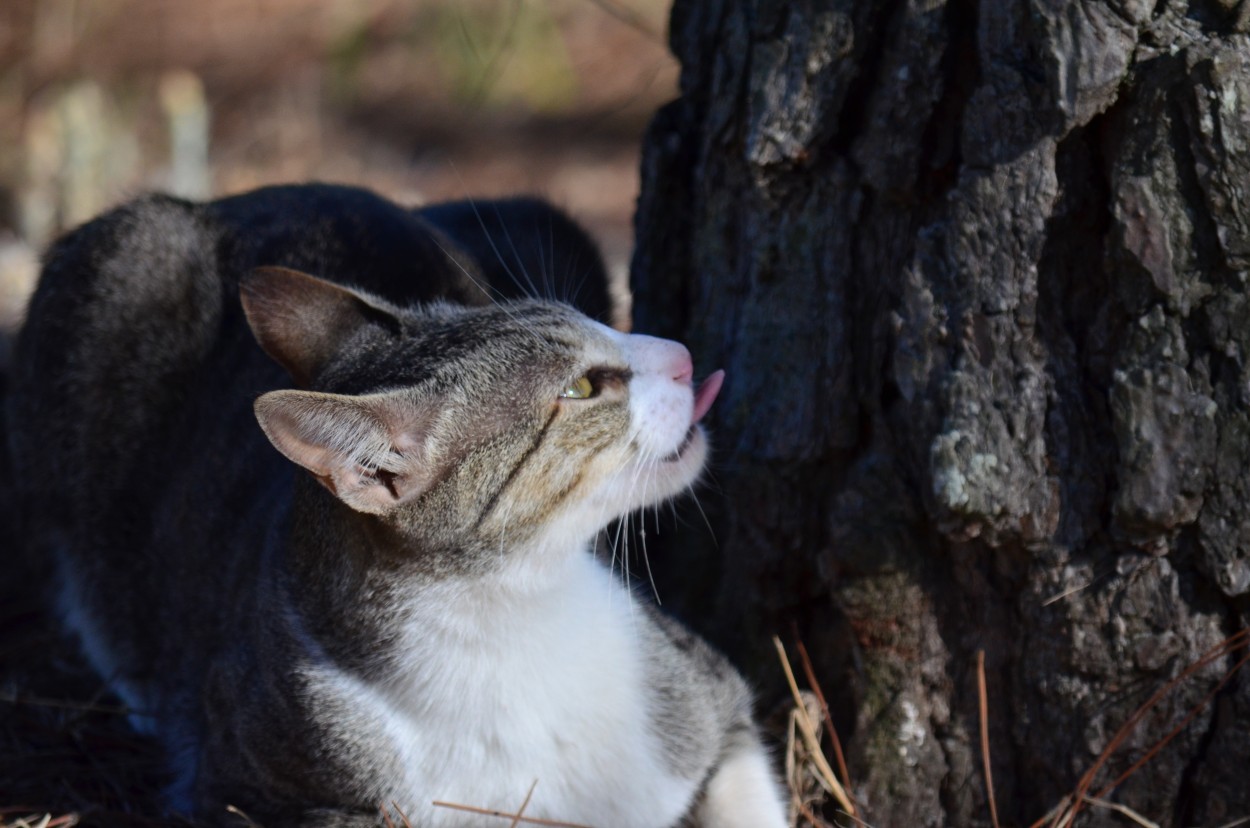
[7,184,787,827]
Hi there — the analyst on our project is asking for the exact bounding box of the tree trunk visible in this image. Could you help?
[631,1,1250,824]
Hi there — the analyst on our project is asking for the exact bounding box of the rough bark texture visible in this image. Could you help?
[632,1,1250,824]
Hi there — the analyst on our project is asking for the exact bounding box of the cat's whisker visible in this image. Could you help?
[688,481,719,546]
[639,480,663,607]
[625,457,652,531]
[488,201,544,302]
[549,216,586,310]
[429,236,549,351]
[535,213,556,303]
[649,473,667,593]
[624,509,634,585]
[619,454,660,607]
[460,193,536,302]
[619,514,633,591]
[555,229,586,310]
[430,236,505,306]
[655,499,663,537]
[614,510,633,619]
[568,264,592,320]
[443,166,541,303]
[610,509,628,584]
[695,464,731,498]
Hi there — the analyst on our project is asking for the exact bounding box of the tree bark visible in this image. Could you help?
[631,1,1250,824]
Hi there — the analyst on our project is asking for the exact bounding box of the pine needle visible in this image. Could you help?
[1082,795,1159,828]
[1047,629,1250,827]
[508,780,539,828]
[794,637,854,799]
[976,650,1001,828]
[430,800,592,828]
[773,636,857,817]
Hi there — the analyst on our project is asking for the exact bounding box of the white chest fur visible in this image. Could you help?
[301,551,697,828]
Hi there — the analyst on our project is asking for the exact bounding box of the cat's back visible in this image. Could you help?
[10,185,487,511]
[11,193,225,517]
[6,186,496,726]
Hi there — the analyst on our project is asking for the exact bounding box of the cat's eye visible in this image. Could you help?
[559,375,595,400]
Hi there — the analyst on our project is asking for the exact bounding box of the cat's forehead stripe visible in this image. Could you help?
[471,406,560,532]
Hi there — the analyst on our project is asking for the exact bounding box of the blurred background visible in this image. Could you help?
[0,0,679,341]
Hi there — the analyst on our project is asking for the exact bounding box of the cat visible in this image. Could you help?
[6,184,788,827]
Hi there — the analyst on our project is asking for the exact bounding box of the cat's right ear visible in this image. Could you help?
[254,389,439,515]
[240,267,401,386]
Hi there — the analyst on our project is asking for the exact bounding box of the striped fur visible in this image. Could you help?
[7,185,786,827]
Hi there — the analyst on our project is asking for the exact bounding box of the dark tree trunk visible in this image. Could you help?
[632,1,1250,824]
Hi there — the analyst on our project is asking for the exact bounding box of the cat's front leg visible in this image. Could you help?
[694,734,789,828]
[291,808,387,828]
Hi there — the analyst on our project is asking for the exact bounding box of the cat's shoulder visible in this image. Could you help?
[36,192,216,305]
[14,193,224,429]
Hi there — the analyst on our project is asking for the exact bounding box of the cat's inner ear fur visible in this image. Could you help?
[255,389,439,514]
[240,266,401,386]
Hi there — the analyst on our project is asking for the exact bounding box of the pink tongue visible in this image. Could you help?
[691,369,725,424]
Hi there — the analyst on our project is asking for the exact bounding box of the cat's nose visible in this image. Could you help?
[670,351,693,385]
[627,334,694,385]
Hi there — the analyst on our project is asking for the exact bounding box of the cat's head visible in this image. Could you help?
[241,267,723,560]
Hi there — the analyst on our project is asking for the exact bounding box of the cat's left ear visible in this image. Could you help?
[240,267,401,387]
[254,389,441,514]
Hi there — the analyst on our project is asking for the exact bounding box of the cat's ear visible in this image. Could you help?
[240,267,401,386]
[254,389,439,515]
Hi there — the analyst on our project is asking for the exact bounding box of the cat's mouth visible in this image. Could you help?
[691,369,724,424]
[662,370,724,463]
[663,426,700,463]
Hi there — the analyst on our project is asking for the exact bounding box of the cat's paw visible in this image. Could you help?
[294,808,387,828]
[695,745,789,828]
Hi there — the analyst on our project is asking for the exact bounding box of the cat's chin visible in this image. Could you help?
[634,423,711,506]
[661,425,699,463]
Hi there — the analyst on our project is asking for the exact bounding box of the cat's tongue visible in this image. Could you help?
[692,369,725,424]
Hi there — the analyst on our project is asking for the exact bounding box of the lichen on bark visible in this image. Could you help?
[633,0,1250,823]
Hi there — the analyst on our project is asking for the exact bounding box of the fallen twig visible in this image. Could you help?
[794,637,854,800]
[430,800,592,828]
[1082,795,1159,828]
[0,815,57,828]
[976,650,1001,828]
[390,801,414,828]
[795,797,829,828]
[773,636,857,818]
[1095,649,1250,801]
[1047,629,1249,827]
[508,780,539,828]
[225,804,263,827]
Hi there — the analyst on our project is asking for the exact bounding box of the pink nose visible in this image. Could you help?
[626,334,695,384]
[671,351,693,385]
